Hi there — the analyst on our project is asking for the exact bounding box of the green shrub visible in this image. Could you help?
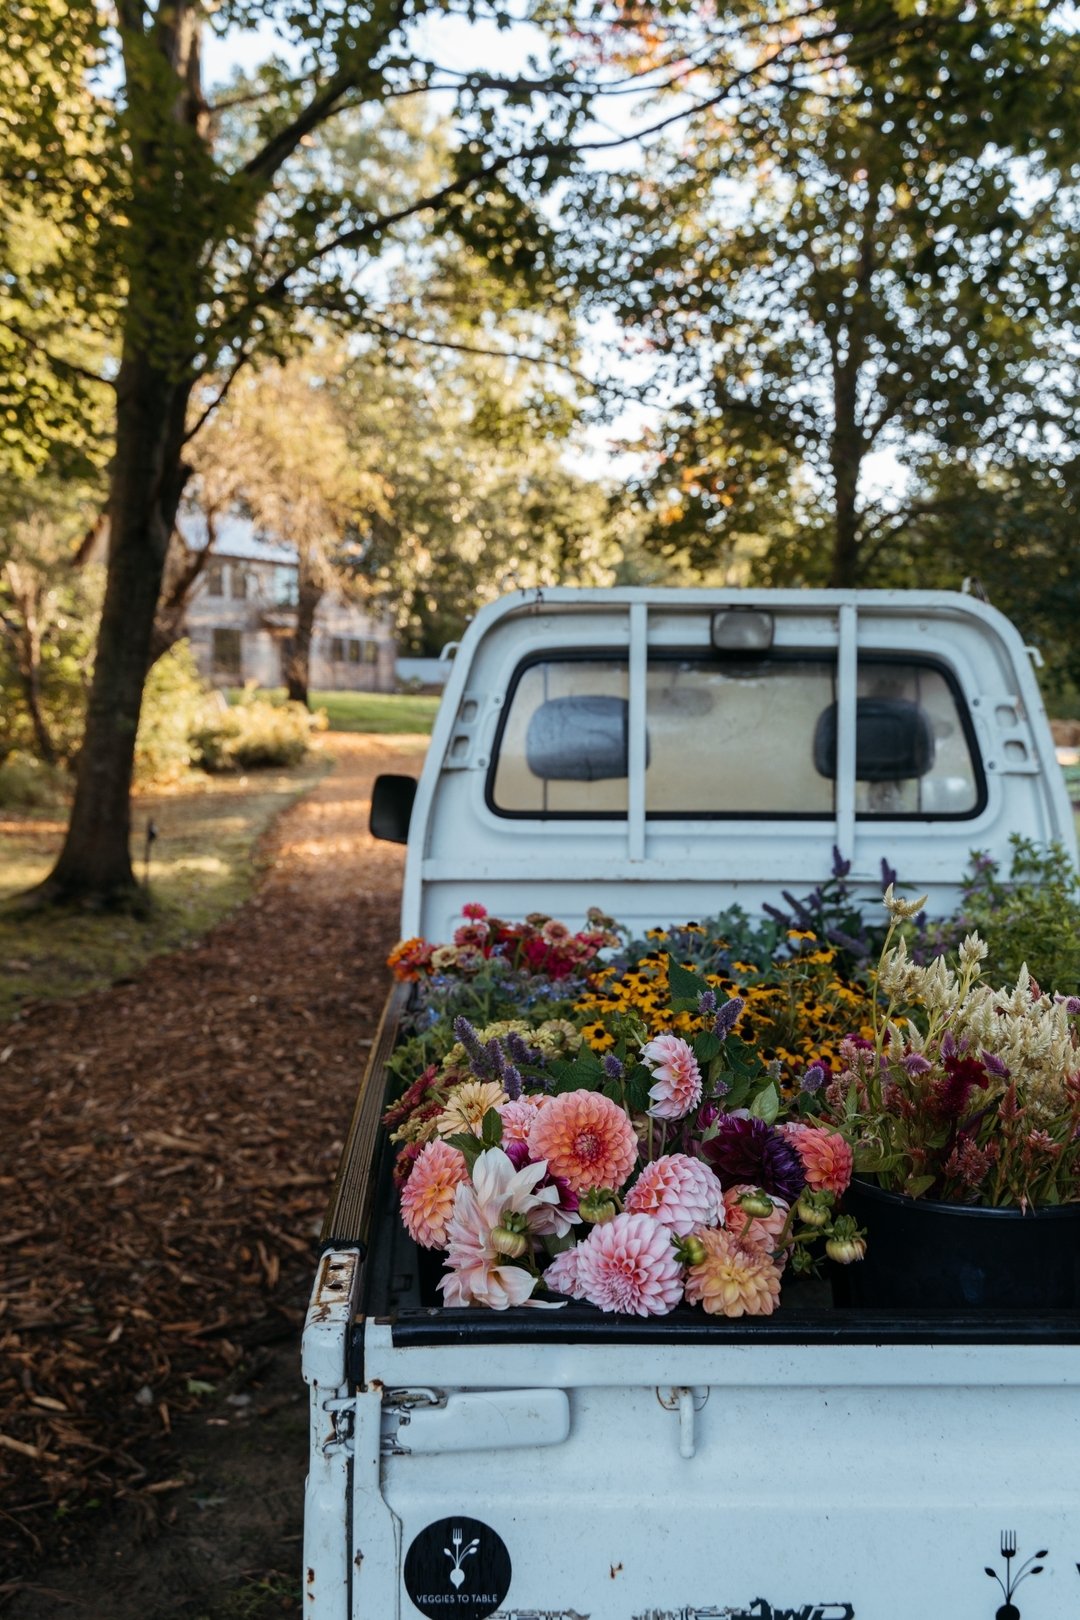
[0,750,70,810]
[191,697,320,772]
[932,837,1080,995]
[134,641,211,784]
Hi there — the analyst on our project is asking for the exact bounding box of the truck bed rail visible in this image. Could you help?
[319,981,409,1252]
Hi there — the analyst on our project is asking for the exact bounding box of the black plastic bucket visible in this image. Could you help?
[835,1179,1080,1310]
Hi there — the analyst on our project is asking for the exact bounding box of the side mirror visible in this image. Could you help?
[814,698,936,782]
[370,774,417,843]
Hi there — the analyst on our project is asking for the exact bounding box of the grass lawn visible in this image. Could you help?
[229,687,439,734]
[0,755,328,1022]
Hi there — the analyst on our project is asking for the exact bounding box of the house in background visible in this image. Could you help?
[178,510,396,691]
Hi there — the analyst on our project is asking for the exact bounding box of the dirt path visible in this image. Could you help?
[0,733,426,1617]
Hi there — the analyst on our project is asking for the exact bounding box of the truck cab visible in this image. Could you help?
[305,589,1079,1620]
[376,587,1073,937]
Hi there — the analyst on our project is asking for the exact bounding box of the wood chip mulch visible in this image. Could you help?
[0,733,425,1586]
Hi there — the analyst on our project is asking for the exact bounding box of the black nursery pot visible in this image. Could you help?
[835,1178,1080,1311]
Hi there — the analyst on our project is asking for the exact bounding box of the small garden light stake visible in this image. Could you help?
[143,819,158,888]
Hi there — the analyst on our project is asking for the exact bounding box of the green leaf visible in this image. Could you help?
[749,1082,780,1124]
[625,1065,651,1114]
[445,1131,483,1167]
[667,959,704,1006]
[547,1054,603,1094]
[480,1107,503,1147]
[693,1030,722,1063]
[904,1173,936,1199]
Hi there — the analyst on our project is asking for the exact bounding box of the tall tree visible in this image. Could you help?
[579,0,1080,589]
[9,1,595,906]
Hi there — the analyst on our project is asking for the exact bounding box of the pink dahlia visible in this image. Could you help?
[683,1226,782,1318]
[722,1183,790,1258]
[574,1212,684,1316]
[497,1095,549,1143]
[780,1123,854,1196]
[624,1154,725,1236]
[640,1033,702,1120]
[543,1247,586,1300]
[527,1089,639,1194]
[400,1140,468,1249]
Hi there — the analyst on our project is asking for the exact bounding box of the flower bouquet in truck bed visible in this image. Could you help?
[813,886,1080,1309]
[384,905,870,1317]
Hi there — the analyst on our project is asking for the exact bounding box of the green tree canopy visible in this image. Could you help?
[575,0,1080,591]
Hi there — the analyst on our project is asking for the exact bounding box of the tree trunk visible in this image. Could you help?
[1,569,57,765]
[24,1,206,907]
[36,359,193,907]
[21,624,57,767]
[283,570,323,706]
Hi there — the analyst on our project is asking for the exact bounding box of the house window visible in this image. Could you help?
[230,566,249,601]
[211,628,243,678]
[362,639,379,664]
[330,637,345,663]
[274,566,298,607]
[348,640,361,663]
[206,559,225,597]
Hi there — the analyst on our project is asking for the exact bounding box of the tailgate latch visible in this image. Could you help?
[381,1387,570,1455]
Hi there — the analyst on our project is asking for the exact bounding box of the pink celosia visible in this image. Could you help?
[527,1090,639,1194]
[573,1212,685,1316]
[624,1154,725,1236]
[722,1183,790,1260]
[438,1147,562,1310]
[543,1247,586,1300]
[400,1140,469,1249]
[780,1123,854,1195]
[640,1033,703,1120]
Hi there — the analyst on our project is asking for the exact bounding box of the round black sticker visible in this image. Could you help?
[403,1515,512,1619]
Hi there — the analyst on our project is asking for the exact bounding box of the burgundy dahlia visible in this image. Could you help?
[702,1115,806,1204]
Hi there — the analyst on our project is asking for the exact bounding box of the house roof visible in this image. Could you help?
[177,508,297,566]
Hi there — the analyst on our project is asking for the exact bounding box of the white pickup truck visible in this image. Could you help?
[303,588,1079,1620]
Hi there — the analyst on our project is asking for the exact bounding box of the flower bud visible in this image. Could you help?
[825,1216,867,1265]
[697,1102,719,1129]
[796,1191,833,1229]
[491,1225,529,1259]
[675,1234,707,1267]
[579,1188,619,1225]
[738,1189,775,1219]
[789,1246,816,1275]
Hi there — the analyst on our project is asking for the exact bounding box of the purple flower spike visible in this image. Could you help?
[697,989,718,1017]
[799,1064,826,1093]
[713,996,744,1040]
[981,1050,1010,1079]
[602,1053,625,1082]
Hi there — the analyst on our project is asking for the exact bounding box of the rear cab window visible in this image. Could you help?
[487,650,984,821]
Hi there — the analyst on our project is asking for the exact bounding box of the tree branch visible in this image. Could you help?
[346,312,649,401]
[0,317,114,390]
